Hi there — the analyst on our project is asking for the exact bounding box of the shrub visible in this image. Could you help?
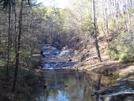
[109,50,119,60]
[110,44,134,62]
[109,30,134,62]
[20,68,39,84]
[119,52,129,62]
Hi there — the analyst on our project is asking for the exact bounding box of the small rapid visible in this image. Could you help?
[39,45,76,69]
[34,45,118,101]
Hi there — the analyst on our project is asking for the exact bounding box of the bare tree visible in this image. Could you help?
[12,0,24,92]
[92,0,102,62]
[6,5,12,78]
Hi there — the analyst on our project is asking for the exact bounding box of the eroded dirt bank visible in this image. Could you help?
[70,42,134,101]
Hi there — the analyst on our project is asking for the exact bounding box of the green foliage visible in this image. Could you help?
[119,52,128,62]
[10,47,39,68]
[20,68,39,84]
[81,19,93,31]
[116,45,129,62]
[0,44,7,66]
[10,49,16,63]
[59,9,67,19]
[110,28,134,62]
[0,59,7,66]
[0,65,39,85]
[20,47,31,62]
[109,50,119,60]
[109,43,134,62]
[0,44,7,53]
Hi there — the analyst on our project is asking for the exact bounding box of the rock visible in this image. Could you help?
[41,45,60,56]
[92,82,134,101]
[91,88,113,96]
[124,96,134,101]
[68,59,72,62]
[41,61,58,69]
[100,90,134,101]
[39,45,75,69]
[41,51,46,57]
[58,50,70,57]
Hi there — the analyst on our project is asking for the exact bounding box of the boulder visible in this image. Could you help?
[92,82,134,101]
[100,90,134,101]
[58,50,70,57]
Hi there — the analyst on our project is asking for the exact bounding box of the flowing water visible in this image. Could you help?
[34,70,115,101]
[34,45,116,101]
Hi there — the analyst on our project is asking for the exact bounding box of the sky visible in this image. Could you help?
[36,0,69,8]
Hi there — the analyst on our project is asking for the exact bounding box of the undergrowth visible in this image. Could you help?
[109,32,134,63]
[0,66,39,101]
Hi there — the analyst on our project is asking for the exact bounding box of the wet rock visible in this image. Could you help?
[58,50,70,57]
[41,45,60,56]
[40,60,75,69]
[39,45,75,69]
[56,62,75,68]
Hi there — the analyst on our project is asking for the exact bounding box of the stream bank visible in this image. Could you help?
[71,48,134,101]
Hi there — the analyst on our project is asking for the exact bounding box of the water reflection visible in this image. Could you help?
[35,70,115,101]
[47,90,69,101]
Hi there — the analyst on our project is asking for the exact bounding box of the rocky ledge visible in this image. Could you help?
[92,80,134,101]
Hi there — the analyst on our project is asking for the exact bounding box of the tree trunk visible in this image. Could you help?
[6,5,11,78]
[12,0,24,93]
[13,0,17,54]
[92,0,102,62]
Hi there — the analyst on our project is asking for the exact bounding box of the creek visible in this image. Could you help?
[34,45,116,101]
[35,70,116,101]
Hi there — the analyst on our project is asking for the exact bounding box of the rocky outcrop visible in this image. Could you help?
[92,81,134,101]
